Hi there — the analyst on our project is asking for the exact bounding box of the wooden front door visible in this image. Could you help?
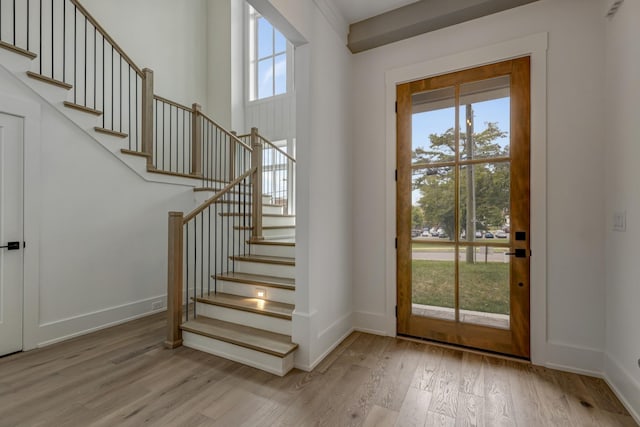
[396,57,531,358]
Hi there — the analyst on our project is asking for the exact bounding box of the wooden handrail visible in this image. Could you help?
[199,112,253,152]
[154,95,192,112]
[70,0,144,77]
[183,168,256,223]
[259,135,296,163]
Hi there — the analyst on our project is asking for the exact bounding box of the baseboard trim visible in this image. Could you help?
[353,310,391,336]
[603,353,640,424]
[37,295,167,347]
[544,340,604,377]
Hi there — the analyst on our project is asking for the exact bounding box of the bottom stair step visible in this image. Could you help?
[181,316,298,376]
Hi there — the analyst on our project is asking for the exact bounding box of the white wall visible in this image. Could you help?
[351,0,607,371]
[603,0,640,419]
[254,0,354,370]
[82,0,208,110]
[0,62,197,348]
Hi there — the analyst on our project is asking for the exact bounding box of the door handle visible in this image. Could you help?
[505,248,527,258]
[0,241,20,250]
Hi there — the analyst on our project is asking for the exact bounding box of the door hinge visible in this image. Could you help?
[395,237,397,249]
[395,169,397,181]
[395,101,397,113]
[395,305,398,317]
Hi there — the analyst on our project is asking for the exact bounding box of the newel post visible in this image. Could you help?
[251,127,263,240]
[191,103,202,177]
[165,211,184,349]
[230,131,237,181]
[141,68,154,167]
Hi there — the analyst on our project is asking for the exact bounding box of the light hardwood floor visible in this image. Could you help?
[0,313,636,426]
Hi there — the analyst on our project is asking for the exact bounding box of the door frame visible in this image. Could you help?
[0,90,42,352]
[383,33,548,365]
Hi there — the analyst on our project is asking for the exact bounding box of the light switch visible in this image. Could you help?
[613,211,626,232]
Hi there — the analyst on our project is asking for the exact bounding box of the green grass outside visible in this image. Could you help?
[412,260,509,314]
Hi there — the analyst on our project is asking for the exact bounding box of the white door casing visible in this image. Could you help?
[0,112,24,356]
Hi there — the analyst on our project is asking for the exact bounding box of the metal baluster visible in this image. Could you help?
[194,215,197,318]
[27,0,30,51]
[154,99,158,168]
[162,102,166,170]
[135,74,138,151]
[84,16,87,106]
[93,27,96,109]
[73,5,76,101]
[207,205,211,295]
[200,211,204,302]
[119,56,122,132]
[185,221,189,321]
[110,45,113,128]
[102,35,104,127]
[39,0,42,74]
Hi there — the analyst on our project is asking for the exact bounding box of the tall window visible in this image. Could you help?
[249,6,289,101]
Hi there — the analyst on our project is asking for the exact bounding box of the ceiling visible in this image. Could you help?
[330,0,420,24]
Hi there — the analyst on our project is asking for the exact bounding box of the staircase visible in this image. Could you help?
[1,0,298,376]
[180,195,297,376]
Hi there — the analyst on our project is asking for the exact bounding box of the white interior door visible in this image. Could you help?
[0,113,24,356]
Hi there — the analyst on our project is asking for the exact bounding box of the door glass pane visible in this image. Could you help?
[459,163,510,241]
[412,166,455,242]
[412,87,456,164]
[459,76,510,161]
[458,246,510,329]
[412,243,455,320]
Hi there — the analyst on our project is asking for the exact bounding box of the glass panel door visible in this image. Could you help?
[396,58,531,358]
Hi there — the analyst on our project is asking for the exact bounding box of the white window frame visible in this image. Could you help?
[246,4,294,103]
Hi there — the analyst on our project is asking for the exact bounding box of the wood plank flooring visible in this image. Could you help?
[0,313,636,426]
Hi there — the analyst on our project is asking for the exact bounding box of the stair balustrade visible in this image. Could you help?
[0,0,252,188]
[166,167,257,348]
[237,128,297,218]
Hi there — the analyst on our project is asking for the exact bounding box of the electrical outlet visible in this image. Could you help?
[613,211,626,232]
[151,300,165,311]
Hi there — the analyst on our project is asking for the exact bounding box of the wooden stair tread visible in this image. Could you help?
[215,271,295,290]
[197,292,294,319]
[220,213,294,217]
[0,40,37,59]
[95,127,127,138]
[181,316,297,357]
[26,71,71,89]
[234,225,295,230]
[249,239,295,247]
[63,101,102,115]
[231,254,295,266]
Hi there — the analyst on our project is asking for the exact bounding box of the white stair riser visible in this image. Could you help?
[263,205,284,215]
[196,302,291,335]
[233,260,295,279]
[263,216,295,227]
[182,331,294,376]
[262,228,295,239]
[250,244,295,258]
[262,195,272,204]
[217,281,294,305]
